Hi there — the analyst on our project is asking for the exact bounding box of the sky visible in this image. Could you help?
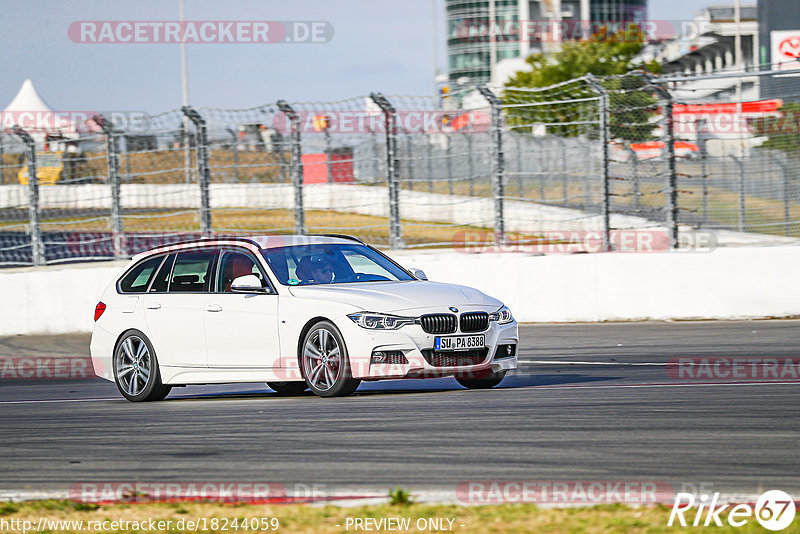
[0,0,720,114]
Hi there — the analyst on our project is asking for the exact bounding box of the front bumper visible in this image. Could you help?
[335,317,519,380]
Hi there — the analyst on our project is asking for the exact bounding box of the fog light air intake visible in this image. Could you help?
[371,350,408,364]
[495,344,516,359]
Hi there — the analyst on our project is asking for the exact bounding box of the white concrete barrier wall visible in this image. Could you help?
[4,184,798,245]
[399,247,800,323]
[2,246,799,336]
[2,263,127,336]
[0,183,648,232]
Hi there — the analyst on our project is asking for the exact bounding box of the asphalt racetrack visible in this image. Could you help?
[1,321,799,499]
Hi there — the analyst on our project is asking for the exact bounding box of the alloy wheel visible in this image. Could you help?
[115,335,152,397]
[302,327,342,392]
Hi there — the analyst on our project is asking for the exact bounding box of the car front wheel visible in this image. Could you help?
[455,369,507,390]
[267,381,308,395]
[113,330,171,402]
[301,321,360,397]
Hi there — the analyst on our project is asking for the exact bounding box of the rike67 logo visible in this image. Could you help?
[668,490,796,531]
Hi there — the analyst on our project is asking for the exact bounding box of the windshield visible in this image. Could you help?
[261,243,415,286]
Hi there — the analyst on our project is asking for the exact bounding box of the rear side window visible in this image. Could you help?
[118,256,164,293]
[149,254,175,293]
[170,250,217,292]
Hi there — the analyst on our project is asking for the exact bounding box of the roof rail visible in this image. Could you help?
[145,236,262,250]
[310,233,365,244]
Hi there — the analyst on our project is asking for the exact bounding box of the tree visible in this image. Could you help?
[751,101,800,158]
[503,28,661,142]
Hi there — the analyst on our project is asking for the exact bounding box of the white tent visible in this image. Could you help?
[1,79,87,141]
[3,79,54,115]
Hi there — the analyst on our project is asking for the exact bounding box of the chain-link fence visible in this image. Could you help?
[1,68,799,266]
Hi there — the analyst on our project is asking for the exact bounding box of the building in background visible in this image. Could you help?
[642,5,760,102]
[757,0,800,99]
[445,0,648,89]
[639,2,800,102]
[634,3,800,155]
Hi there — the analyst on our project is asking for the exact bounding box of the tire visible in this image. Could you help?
[113,330,171,402]
[267,381,308,395]
[300,321,360,397]
[455,369,507,390]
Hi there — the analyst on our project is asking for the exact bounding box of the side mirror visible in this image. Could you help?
[231,274,269,293]
[409,268,428,281]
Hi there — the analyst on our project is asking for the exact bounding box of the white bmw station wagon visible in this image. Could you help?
[90,235,518,401]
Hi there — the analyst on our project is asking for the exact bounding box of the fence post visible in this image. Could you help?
[445,135,454,195]
[649,79,679,249]
[125,143,132,183]
[369,93,403,249]
[404,135,413,191]
[478,86,505,246]
[557,137,568,206]
[277,101,305,235]
[627,146,641,213]
[699,138,709,226]
[515,135,523,198]
[324,128,332,183]
[181,107,212,236]
[426,141,434,193]
[538,142,546,201]
[464,132,475,196]
[277,132,290,184]
[586,75,611,252]
[226,128,240,183]
[0,135,4,185]
[733,155,746,232]
[182,118,193,184]
[774,155,791,237]
[95,116,125,258]
[371,132,380,183]
[584,140,592,208]
[12,126,44,266]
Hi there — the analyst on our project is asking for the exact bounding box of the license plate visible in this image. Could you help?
[434,334,485,351]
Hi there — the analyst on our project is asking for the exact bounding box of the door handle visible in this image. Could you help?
[146,302,161,310]
[206,304,223,312]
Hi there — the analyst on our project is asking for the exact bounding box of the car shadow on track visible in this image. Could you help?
[501,373,620,388]
[160,373,620,401]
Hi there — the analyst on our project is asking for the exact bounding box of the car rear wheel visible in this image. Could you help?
[455,369,507,390]
[301,321,360,397]
[267,381,308,395]
[113,330,171,402]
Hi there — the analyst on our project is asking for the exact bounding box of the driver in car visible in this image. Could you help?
[297,254,335,284]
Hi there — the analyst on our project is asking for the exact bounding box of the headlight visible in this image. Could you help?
[489,306,514,324]
[348,312,415,330]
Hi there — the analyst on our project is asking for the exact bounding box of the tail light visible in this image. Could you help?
[94,302,106,321]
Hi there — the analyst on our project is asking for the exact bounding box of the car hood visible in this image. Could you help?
[286,281,502,314]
